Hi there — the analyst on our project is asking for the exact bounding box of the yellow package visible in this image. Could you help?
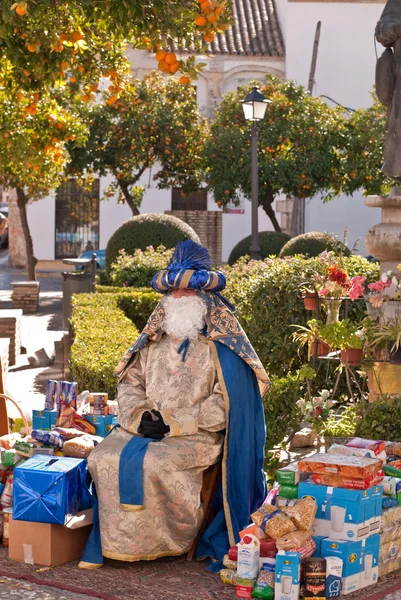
[220,569,237,585]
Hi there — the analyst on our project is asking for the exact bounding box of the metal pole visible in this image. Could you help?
[249,121,261,260]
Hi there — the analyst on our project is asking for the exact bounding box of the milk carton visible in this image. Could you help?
[274,551,301,600]
[237,534,260,580]
[326,556,343,598]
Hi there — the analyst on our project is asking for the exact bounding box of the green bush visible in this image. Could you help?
[228,231,291,265]
[279,231,351,258]
[110,246,174,288]
[70,293,140,398]
[96,270,110,286]
[224,255,379,375]
[106,213,200,274]
[356,397,401,440]
[263,373,303,450]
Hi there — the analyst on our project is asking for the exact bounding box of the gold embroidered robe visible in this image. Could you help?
[88,334,226,561]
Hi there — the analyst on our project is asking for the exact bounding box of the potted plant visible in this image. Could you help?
[296,390,336,436]
[299,283,320,311]
[361,269,401,322]
[320,320,365,366]
[291,319,330,358]
[369,319,401,364]
[312,264,365,324]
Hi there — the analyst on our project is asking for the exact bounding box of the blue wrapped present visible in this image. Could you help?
[13,455,87,525]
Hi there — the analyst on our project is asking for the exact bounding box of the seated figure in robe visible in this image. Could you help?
[80,241,270,568]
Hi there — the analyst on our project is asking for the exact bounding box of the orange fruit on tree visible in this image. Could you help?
[169,61,180,74]
[215,5,225,14]
[207,12,217,22]
[33,92,40,100]
[200,0,212,10]
[179,75,190,85]
[69,75,77,83]
[155,49,166,61]
[82,94,90,102]
[90,82,98,92]
[165,52,177,65]
[204,31,215,42]
[158,60,169,73]
[27,42,40,52]
[195,15,207,26]
[15,3,27,16]
[61,61,69,70]
[78,65,85,73]
[54,42,63,52]
[107,95,118,105]
[71,31,83,42]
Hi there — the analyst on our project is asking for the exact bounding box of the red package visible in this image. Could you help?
[295,537,316,560]
[345,437,385,456]
[73,413,97,435]
[388,460,401,470]
[260,539,277,556]
[228,545,238,561]
[236,583,254,599]
[312,470,384,490]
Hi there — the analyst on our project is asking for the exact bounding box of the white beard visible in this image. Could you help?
[162,295,207,341]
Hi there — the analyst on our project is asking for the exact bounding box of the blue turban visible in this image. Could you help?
[151,240,226,293]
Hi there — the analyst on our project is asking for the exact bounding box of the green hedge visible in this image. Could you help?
[70,293,140,399]
[109,246,174,288]
[356,397,401,440]
[224,255,379,375]
[228,231,291,265]
[279,231,351,258]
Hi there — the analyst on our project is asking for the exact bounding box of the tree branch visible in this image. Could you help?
[260,189,282,232]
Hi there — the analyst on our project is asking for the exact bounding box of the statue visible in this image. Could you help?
[376,0,401,180]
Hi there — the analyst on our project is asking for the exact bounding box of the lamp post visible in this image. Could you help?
[241,86,269,260]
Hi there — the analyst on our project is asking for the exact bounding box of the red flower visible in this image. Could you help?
[327,265,348,286]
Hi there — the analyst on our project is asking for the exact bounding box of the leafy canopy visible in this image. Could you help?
[68,71,208,213]
[0,0,232,90]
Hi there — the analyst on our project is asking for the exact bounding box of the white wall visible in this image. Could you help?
[285,1,385,254]
[27,195,55,260]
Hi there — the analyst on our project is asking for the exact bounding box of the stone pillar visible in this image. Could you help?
[7,188,27,268]
[365,189,401,273]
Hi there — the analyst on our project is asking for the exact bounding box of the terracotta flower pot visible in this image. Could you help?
[341,348,363,366]
[303,294,319,311]
[313,341,330,357]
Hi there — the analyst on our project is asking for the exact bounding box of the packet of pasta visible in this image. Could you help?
[280,497,317,531]
[251,505,296,540]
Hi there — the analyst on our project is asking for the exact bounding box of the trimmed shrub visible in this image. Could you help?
[106,213,200,274]
[70,293,140,398]
[356,397,401,440]
[224,255,379,375]
[279,231,351,258]
[228,231,291,266]
[110,246,174,288]
[263,373,303,450]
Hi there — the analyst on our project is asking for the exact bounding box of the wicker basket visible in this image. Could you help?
[0,393,31,435]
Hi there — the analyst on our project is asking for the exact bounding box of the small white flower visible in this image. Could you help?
[320,390,330,401]
[387,270,393,276]
[314,396,324,407]
[355,329,365,340]
[393,277,399,287]
[382,274,389,283]
[326,400,335,409]
[296,399,306,410]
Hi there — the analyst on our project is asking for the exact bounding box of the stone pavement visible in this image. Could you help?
[0,249,65,420]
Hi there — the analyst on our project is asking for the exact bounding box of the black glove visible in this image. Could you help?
[138,410,170,440]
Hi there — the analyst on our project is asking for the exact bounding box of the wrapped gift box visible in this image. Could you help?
[84,414,117,437]
[13,455,87,525]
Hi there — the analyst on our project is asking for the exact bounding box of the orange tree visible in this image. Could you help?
[204,76,353,231]
[0,64,88,279]
[0,0,232,93]
[340,98,388,197]
[67,71,208,215]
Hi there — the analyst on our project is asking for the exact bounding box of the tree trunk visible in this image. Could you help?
[118,180,140,216]
[16,187,37,281]
[260,190,282,232]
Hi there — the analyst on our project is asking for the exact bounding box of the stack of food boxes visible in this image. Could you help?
[294,437,385,596]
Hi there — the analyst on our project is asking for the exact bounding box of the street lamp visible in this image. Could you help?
[241,86,269,260]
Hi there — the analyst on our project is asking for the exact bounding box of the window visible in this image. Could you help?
[55,179,100,259]
[171,187,207,211]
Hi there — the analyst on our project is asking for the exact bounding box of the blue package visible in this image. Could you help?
[84,415,117,437]
[312,535,327,557]
[32,410,58,431]
[382,496,399,509]
[12,455,87,525]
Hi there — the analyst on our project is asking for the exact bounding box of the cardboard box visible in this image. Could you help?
[276,462,308,486]
[9,511,92,567]
[298,481,382,541]
[321,534,380,595]
[13,456,87,525]
[275,551,301,600]
[84,414,117,437]
[32,410,58,431]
